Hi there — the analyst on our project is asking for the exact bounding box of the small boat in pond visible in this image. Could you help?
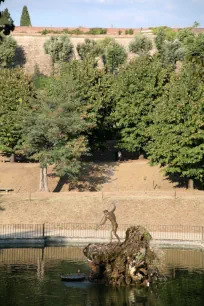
[61,273,86,282]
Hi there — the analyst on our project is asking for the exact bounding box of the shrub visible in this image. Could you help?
[69,28,84,35]
[129,35,153,55]
[76,38,101,60]
[41,29,49,35]
[44,35,74,64]
[88,28,107,35]
[0,36,17,67]
[125,29,134,35]
[103,41,127,73]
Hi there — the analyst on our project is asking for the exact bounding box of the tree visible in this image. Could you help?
[177,28,195,46]
[102,41,127,73]
[0,1,15,37]
[147,62,204,188]
[112,56,170,155]
[185,33,204,65]
[159,39,185,69]
[44,35,74,65]
[0,8,13,25]
[65,59,115,150]
[129,35,153,55]
[153,27,177,51]
[76,38,101,60]
[193,21,200,28]
[20,5,32,26]
[0,35,17,67]
[21,75,90,192]
[0,68,35,156]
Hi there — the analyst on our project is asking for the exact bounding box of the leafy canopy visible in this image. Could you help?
[21,75,90,179]
[0,68,35,153]
[0,1,15,37]
[148,62,204,183]
[44,35,74,64]
[76,38,101,60]
[65,59,115,150]
[0,8,13,25]
[112,56,170,153]
[0,35,17,67]
[129,35,153,55]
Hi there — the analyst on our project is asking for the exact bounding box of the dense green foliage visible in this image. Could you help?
[20,5,32,26]
[44,35,74,64]
[148,62,204,184]
[125,29,134,35]
[186,33,204,64]
[0,35,17,67]
[65,60,115,150]
[153,27,177,50]
[129,35,153,55]
[76,38,127,73]
[159,39,185,68]
[0,21,203,188]
[22,76,89,178]
[102,41,127,73]
[0,69,34,153]
[0,8,13,25]
[87,28,107,35]
[76,39,101,60]
[154,26,204,67]
[0,1,14,37]
[112,56,169,153]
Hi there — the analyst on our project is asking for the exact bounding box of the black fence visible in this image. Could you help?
[0,223,203,242]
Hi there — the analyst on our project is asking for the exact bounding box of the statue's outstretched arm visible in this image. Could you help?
[100,216,107,225]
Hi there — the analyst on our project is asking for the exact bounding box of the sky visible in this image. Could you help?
[1,0,204,28]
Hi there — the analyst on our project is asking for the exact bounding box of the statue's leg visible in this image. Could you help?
[110,230,113,243]
[114,231,121,243]
[113,224,121,242]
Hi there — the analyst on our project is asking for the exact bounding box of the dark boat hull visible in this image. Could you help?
[61,273,86,282]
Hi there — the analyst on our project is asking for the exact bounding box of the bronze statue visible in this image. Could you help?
[98,202,120,243]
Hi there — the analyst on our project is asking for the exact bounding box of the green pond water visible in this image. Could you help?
[0,246,204,306]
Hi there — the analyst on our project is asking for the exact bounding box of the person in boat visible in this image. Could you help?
[98,202,121,243]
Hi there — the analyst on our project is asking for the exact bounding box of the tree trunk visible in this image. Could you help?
[10,153,15,163]
[188,179,194,189]
[139,154,145,160]
[40,167,49,192]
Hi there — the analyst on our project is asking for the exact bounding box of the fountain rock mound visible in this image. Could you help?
[83,225,164,286]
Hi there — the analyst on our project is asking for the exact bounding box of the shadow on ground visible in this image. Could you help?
[166,173,204,190]
[52,162,118,192]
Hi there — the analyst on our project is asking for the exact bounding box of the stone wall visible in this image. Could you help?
[11,33,154,75]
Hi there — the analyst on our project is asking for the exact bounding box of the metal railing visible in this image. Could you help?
[0,223,203,242]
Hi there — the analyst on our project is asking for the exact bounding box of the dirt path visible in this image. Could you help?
[0,160,203,226]
[0,191,204,226]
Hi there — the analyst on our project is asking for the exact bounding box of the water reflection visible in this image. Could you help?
[0,246,204,306]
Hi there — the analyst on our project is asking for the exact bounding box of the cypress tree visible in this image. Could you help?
[20,5,32,26]
[0,8,13,25]
[0,1,15,37]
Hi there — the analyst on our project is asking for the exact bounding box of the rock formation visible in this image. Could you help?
[83,225,164,286]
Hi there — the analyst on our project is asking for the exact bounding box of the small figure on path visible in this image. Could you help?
[98,202,121,243]
[118,151,122,162]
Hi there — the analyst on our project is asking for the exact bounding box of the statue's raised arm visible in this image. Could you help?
[110,202,116,213]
